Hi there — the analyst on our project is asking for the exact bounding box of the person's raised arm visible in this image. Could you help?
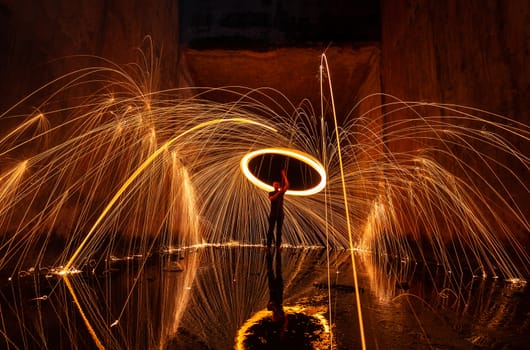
[281,169,289,192]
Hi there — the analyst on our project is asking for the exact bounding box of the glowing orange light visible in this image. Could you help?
[240,148,326,196]
[235,306,331,350]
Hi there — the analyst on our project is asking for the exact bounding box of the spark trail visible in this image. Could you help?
[0,53,528,349]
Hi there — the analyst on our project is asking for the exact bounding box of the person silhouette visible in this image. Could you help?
[266,169,289,250]
[266,249,288,339]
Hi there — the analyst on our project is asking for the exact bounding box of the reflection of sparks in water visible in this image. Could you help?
[235,305,332,350]
[2,246,529,349]
[0,49,528,349]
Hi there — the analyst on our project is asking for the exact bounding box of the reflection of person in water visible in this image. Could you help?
[267,169,289,250]
[267,250,288,338]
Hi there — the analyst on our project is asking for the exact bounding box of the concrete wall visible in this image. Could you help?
[0,1,527,247]
[381,1,530,120]
[180,45,380,120]
[380,0,529,242]
[0,0,180,114]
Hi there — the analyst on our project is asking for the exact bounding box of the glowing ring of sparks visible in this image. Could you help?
[235,306,331,349]
[240,147,326,196]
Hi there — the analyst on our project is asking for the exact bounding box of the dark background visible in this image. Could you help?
[0,0,528,244]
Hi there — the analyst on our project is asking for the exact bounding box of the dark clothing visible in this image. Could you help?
[267,190,285,247]
[267,250,283,309]
[266,250,288,337]
[269,190,285,217]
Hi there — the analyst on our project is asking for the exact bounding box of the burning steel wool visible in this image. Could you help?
[0,53,528,349]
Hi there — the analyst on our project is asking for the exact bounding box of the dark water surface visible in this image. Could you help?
[1,246,529,349]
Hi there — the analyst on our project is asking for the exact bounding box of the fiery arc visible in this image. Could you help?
[240,147,327,196]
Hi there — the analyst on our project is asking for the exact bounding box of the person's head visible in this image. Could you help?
[273,181,281,190]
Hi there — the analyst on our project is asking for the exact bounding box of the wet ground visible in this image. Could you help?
[1,246,529,349]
